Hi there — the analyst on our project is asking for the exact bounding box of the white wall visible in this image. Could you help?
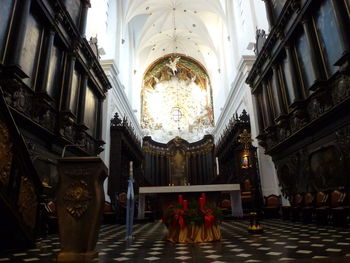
[212,1,282,198]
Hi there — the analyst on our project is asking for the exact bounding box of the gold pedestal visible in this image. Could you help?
[57,251,98,263]
[167,224,221,243]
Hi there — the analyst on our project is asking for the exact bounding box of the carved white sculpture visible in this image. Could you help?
[166,56,181,75]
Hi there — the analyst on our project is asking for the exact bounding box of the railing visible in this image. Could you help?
[0,85,42,249]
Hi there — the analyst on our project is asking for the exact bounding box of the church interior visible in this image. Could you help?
[0,0,350,262]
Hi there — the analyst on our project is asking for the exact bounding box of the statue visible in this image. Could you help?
[166,56,181,75]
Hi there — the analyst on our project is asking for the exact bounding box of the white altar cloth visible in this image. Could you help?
[137,184,243,219]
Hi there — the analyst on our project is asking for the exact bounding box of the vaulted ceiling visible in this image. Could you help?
[125,0,227,77]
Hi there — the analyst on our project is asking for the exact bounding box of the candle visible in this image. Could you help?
[199,197,204,210]
[129,161,133,179]
[201,193,206,205]
[178,194,183,205]
[183,200,188,210]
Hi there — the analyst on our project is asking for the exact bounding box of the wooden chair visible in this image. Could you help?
[314,191,329,225]
[263,195,281,218]
[219,199,231,216]
[241,179,254,212]
[301,193,314,223]
[103,201,117,224]
[330,190,347,227]
[46,201,58,234]
[289,194,303,221]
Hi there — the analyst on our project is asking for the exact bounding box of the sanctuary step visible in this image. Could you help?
[1,219,350,262]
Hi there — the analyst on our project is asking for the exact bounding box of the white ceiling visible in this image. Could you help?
[125,0,227,75]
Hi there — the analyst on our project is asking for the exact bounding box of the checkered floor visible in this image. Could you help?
[1,219,350,262]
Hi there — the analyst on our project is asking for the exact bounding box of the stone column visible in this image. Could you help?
[271,65,286,117]
[61,55,77,111]
[77,75,88,124]
[252,95,264,134]
[330,0,350,51]
[262,82,274,127]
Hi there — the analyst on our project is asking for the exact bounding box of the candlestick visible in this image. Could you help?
[183,200,188,210]
[129,161,133,179]
[178,194,183,205]
[201,193,206,205]
[199,197,204,210]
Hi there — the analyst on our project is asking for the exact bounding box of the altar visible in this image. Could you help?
[137,184,243,219]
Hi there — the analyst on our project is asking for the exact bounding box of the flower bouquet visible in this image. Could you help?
[163,194,222,243]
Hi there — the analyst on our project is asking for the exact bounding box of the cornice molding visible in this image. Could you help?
[100,59,143,139]
[213,55,256,142]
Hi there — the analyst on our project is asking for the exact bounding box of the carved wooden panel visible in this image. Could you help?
[19,13,43,88]
[0,0,14,62]
[0,120,13,188]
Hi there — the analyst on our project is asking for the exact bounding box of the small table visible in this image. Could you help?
[137,184,243,219]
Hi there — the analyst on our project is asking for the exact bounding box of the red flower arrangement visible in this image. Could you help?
[163,193,222,228]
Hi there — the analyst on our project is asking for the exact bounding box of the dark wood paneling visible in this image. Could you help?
[247,0,350,200]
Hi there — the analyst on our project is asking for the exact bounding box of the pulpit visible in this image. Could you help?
[56,157,108,263]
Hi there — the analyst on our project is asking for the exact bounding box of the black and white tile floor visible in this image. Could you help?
[1,219,350,262]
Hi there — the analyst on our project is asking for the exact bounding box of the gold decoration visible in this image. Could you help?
[18,177,38,229]
[64,180,92,218]
[0,120,13,187]
[238,129,253,150]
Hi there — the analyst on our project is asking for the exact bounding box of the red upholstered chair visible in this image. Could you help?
[241,179,254,211]
[330,190,347,226]
[46,201,58,234]
[263,195,281,218]
[289,194,303,221]
[301,192,314,223]
[314,191,329,225]
[219,199,231,216]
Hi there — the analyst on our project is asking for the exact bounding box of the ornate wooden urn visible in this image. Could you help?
[57,157,108,262]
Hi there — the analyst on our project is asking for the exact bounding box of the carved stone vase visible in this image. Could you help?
[57,157,108,262]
